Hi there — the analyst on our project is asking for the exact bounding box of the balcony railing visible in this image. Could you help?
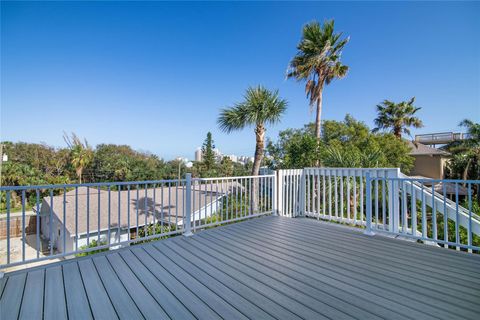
[1,168,479,270]
[0,174,275,269]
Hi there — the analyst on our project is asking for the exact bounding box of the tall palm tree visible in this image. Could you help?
[218,86,287,177]
[64,132,93,184]
[287,20,349,140]
[373,97,423,138]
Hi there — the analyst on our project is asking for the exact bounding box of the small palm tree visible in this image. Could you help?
[451,119,480,181]
[218,86,287,176]
[287,20,349,140]
[64,132,93,184]
[373,97,423,138]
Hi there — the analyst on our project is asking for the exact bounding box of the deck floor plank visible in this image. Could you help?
[118,249,195,320]
[194,232,402,320]
[44,266,68,319]
[218,220,480,312]
[251,218,480,292]
[105,252,170,320]
[92,255,144,320]
[78,259,118,320]
[0,273,26,320]
[2,216,480,320]
[18,269,44,320]
[206,222,476,320]
[145,244,248,320]
[170,237,326,320]
[62,261,93,320]
[129,246,222,320]
[157,240,277,320]
[164,240,303,320]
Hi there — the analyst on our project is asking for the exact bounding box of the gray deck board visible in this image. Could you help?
[145,244,247,320]
[156,241,276,320]
[118,249,195,320]
[164,240,302,320]
[1,216,480,320]
[19,269,44,320]
[92,255,144,320]
[170,237,325,320]
[218,220,480,310]
[130,246,221,320]
[0,273,26,320]
[44,266,68,319]
[63,262,93,320]
[78,259,118,320]
[207,221,475,320]
[105,252,170,320]
[252,217,480,291]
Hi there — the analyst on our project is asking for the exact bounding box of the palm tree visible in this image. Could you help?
[64,132,93,184]
[449,119,480,181]
[373,97,423,138]
[287,20,349,140]
[218,86,287,177]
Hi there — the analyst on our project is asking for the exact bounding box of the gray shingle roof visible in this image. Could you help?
[407,141,450,156]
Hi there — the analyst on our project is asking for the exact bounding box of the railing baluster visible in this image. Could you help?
[455,183,460,250]
[421,183,426,239]
[467,183,472,253]
[49,189,53,256]
[36,190,40,259]
[63,188,67,254]
[87,187,90,247]
[21,190,25,262]
[431,184,437,241]
[6,191,10,264]
[107,186,111,247]
[443,183,447,248]
[411,181,416,237]
[118,185,121,244]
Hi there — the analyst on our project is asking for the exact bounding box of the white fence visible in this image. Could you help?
[279,168,480,252]
[2,167,479,269]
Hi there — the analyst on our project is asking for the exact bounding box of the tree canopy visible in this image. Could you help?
[266,115,414,172]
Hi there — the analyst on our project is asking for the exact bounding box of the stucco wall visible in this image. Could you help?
[409,155,447,179]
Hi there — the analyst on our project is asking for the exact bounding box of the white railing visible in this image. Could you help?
[2,167,479,269]
[0,173,275,269]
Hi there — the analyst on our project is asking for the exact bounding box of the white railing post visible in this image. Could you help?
[272,171,278,216]
[184,173,193,237]
[364,172,375,236]
[277,170,284,216]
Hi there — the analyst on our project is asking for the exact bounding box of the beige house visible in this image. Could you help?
[407,141,450,179]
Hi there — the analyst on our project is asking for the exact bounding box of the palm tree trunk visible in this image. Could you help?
[314,89,323,140]
[394,126,402,139]
[251,124,265,213]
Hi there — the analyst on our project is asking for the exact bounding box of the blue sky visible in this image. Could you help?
[1,1,479,160]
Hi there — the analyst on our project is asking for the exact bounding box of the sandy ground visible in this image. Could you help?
[1,235,62,273]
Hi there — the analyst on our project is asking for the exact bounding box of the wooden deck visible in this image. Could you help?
[1,216,480,320]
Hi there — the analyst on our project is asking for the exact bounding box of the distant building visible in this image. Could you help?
[407,141,450,180]
[195,148,202,162]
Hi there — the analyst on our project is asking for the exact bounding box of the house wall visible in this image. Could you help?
[409,155,447,179]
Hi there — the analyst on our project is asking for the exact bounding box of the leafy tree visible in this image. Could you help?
[202,132,216,170]
[219,156,234,177]
[91,144,166,182]
[266,125,319,169]
[218,86,287,176]
[64,133,94,183]
[266,115,414,172]
[373,97,423,138]
[287,20,349,140]
[445,119,480,181]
